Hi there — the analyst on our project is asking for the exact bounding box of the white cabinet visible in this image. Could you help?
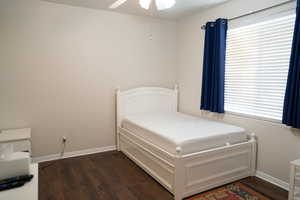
[0,128,31,155]
[0,164,38,200]
[289,159,300,200]
[0,128,37,200]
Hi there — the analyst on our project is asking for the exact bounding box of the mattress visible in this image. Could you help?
[121,112,247,155]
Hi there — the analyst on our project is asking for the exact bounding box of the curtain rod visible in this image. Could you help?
[201,0,296,30]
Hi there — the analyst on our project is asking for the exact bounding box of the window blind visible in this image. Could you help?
[225,14,296,121]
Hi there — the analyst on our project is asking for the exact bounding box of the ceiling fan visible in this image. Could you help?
[109,0,176,10]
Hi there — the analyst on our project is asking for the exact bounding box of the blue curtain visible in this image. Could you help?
[283,0,300,128]
[200,18,228,113]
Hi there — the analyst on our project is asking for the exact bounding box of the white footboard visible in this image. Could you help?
[174,136,256,199]
[119,127,256,200]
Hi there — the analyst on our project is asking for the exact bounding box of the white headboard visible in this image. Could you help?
[116,85,178,129]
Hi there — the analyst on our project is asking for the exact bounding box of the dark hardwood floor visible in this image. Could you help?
[39,151,288,200]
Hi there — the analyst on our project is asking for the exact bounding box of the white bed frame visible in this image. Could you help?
[116,86,257,200]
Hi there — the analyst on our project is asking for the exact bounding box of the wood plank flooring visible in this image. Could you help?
[39,151,288,200]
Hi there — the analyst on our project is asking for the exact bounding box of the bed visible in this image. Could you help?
[116,86,256,200]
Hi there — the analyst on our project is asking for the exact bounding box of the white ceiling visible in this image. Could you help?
[43,0,230,20]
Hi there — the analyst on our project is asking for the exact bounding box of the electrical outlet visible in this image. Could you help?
[62,136,67,143]
[60,136,67,158]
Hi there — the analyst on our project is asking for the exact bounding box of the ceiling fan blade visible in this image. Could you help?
[109,0,128,9]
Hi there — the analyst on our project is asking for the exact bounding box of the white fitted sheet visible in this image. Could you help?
[122,112,247,155]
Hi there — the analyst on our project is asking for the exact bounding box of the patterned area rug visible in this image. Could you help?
[186,183,271,200]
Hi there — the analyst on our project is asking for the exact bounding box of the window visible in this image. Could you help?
[225,14,296,121]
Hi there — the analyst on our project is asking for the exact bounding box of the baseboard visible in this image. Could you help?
[256,170,289,191]
[32,145,116,163]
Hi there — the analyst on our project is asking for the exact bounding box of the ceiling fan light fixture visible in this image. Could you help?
[109,0,176,10]
[155,0,176,10]
[139,0,152,10]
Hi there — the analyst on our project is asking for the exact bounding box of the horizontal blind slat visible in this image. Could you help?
[225,103,283,114]
[226,41,293,52]
[226,48,293,57]
[225,105,283,116]
[228,26,294,39]
[225,93,284,100]
[224,99,283,109]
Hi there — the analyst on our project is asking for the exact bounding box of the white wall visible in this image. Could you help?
[177,0,300,183]
[0,0,177,157]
